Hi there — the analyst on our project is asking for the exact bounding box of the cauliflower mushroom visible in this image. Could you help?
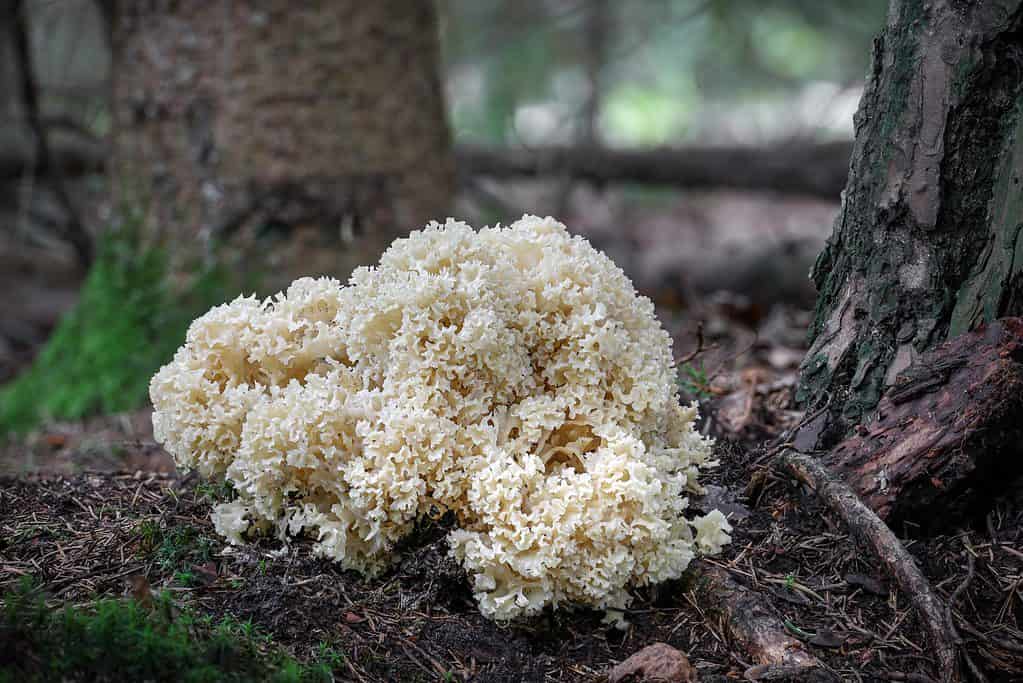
[150,215,731,620]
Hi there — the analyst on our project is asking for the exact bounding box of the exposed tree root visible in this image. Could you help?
[694,560,838,681]
[775,449,962,683]
[819,318,1023,528]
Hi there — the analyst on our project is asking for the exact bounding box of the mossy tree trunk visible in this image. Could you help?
[108,0,454,281]
[798,0,1023,445]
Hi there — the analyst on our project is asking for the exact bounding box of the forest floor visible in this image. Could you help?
[1,195,1021,681]
[2,304,1022,682]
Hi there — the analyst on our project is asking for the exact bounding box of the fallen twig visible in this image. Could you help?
[674,322,706,367]
[694,560,838,681]
[946,545,987,683]
[775,449,962,683]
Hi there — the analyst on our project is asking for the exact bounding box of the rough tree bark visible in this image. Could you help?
[820,318,1023,528]
[108,0,455,280]
[797,0,1023,442]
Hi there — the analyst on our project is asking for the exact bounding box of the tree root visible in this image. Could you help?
[775,449,962,683]
[693,560,838,681]
[817,318,1023,529]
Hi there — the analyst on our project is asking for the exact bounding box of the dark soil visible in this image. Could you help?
[2,416,1021,682]
[1,299,1021,681]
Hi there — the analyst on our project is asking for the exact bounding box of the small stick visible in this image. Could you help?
[945,548,987,683]
[674,322,706,367]
[775,449,962,683]
[694,560,838,681]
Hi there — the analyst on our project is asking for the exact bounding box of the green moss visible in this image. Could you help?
[0,223,237,435]
[794,352,828,405]
[135,522,219,575]
[0,579,341,682]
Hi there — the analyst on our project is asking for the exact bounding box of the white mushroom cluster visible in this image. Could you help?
[150,216,731,620]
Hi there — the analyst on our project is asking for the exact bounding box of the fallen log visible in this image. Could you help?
[820,318,1023,528]
[693,560,837,681]
[1,137,852,199]
[457,141,852,199]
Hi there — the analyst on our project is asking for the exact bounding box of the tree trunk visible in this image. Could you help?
[797,0,1023,442]
[2,0,93,265]
[109,0,455,281]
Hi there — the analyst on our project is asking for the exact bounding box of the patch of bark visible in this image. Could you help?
[823,318,1023,529]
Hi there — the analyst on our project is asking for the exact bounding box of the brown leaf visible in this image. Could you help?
[609,642,697,682]
[129,575,153,608]
[809,628,846,649]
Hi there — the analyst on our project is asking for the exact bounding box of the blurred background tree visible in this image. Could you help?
[0,0,889,433]
[107,0,454,281]
[442,0,884,148]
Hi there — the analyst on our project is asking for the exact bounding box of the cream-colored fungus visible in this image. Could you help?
[151,215,730,620]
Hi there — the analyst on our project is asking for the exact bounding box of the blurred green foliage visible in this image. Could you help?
[0,578,341,682]
[17,1,890,153]
[0,224,236,435]
[441,0,888,146]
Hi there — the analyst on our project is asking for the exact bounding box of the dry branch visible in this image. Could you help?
[775,450,962,683]
[694,560,838,681]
